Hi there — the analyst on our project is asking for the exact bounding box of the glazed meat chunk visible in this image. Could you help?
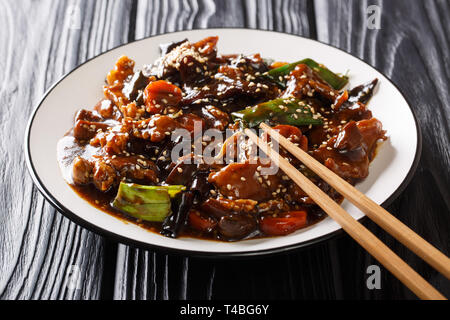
[314,118,386,180]
[208,162,281,201]
[283,64,340,102]
[73,120,110,141]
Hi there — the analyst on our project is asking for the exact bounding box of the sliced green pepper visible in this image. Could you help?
[112,183,186,222]
[232,98,323,128]
[266,58,349,90]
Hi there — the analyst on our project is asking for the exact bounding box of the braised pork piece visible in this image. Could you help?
[57,36,386,241]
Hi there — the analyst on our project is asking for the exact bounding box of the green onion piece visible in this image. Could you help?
[112,183,186,222]
[232,98,323,128]
[266,58,349,90]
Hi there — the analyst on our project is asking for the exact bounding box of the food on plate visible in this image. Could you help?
[57,36,386,241]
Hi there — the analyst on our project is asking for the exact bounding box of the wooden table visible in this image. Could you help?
[1,0,448,300]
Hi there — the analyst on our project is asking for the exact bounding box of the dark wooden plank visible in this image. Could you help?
[0,0,137,300]
[315,0,450,299]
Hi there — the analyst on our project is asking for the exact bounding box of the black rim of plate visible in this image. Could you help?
[24,28,423,259]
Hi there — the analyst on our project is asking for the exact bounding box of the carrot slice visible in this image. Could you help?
[260,211,307,236]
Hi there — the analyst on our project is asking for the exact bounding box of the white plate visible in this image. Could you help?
[25,28,421,257]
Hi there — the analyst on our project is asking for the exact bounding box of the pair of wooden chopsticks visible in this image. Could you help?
[245,123,449,300]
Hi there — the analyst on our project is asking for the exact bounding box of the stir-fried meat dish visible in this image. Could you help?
[57,36,386,241]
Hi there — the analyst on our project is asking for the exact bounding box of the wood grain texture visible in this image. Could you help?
[0,0,448,300]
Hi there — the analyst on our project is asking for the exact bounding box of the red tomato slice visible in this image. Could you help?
[144,80,182,114]
[260,211,307,236]
[272,125,308,151]
[188,210,217,233]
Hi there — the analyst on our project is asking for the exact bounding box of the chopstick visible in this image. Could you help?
[260,122,450,280]
[245,127,446,300]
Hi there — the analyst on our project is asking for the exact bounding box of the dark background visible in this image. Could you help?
[0,0,448,300]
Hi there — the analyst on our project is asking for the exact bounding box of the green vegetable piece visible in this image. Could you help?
[112,183,186,222]
[232,98,323,128]
[266,58,349,90]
